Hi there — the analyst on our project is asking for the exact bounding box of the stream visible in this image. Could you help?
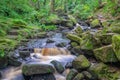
[0,22,94,80]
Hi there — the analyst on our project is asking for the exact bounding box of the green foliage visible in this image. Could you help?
[41,24,57,31]
[0,49,5,57]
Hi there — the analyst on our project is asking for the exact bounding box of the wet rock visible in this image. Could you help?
[66,69,78,80]
[23,73,55,80]
[93,45,118,63]
[0,71,2,78]
[112,35,120,61]
[51,60,64,73]
[72,55,91,71]
[8,57,22,66]
[71,46,82,56]
[22,63,55,76]
[90,19,101,28]
[82,71,92,79]
[73,73,84,80]
[19,51,30,59]
[55,42,66,47]
[65,62,73,69]
[46,39,54,43]
[0,57,8,69]
[67,34,82,44]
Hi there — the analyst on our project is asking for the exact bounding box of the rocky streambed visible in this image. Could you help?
[0,16,120,80]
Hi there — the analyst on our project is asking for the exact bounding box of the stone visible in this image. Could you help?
[23,73,56,80]
[19,51,30,59]
[93,45,118,63]
[71,42,78,47]
[91,19,100,28]
[74,26,83,35]
[22,63,55,76]
[0,57,8,69]
[0,71,2,78]
[55,42,66,47]
[71,46,82,56]
[51,60,64,73]
[73,73,84,80]
[65,62,73,69]
[66,69,78,80]
[82,71,92,79]
[67,34,82,44]
[72,55,91,71]
[8,57,22,66]
[95,33,114,45]
[112,35,120,61]
[46,39,54,43]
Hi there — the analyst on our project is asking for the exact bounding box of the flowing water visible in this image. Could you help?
[0,32,76,80]
[0,22,95,80]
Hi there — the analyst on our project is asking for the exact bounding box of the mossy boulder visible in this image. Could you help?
[94,33,114,45]
[66,69,78,80]
[89,63,120,80]
[90,19,100,28]
[67,34,82,44]
[22,63,55,76]
[51,60,64,73]
[80,32,95,50]
[93,45,118,63]
[72,55,91,71]
[112,35,120,61]
[73,73,84,80]
[74,26,83,36]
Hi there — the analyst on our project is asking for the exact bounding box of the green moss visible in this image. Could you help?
[112,35,120,61]
[93,45,118,63]
[91,19,100,28]
[72,55,91,70]
[67,34,82,44]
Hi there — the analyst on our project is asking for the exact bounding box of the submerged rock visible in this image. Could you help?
[51,60,64,73]
[93,45,118,63]
[46,39,54,43]
[112,35,120,61]
[66,69,78,80]
[73,73,84,80]
[55,42,66,47]
[72,55,91,71]
[22,63,55,76]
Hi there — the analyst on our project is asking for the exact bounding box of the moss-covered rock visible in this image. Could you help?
[90,19,100,28]
[93,45,118,63]
[94,33,114,45]
[66,69,78,80]
[72,55,91,71]
[67,34,82,44]
[22,63,55,76]
[112,35,120,61]
[51,60,64,73]
[73,73,84,80]
[74,26,83,35]
[0,56,8,68]
[71,42,79,47]
[89,63,120,80]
